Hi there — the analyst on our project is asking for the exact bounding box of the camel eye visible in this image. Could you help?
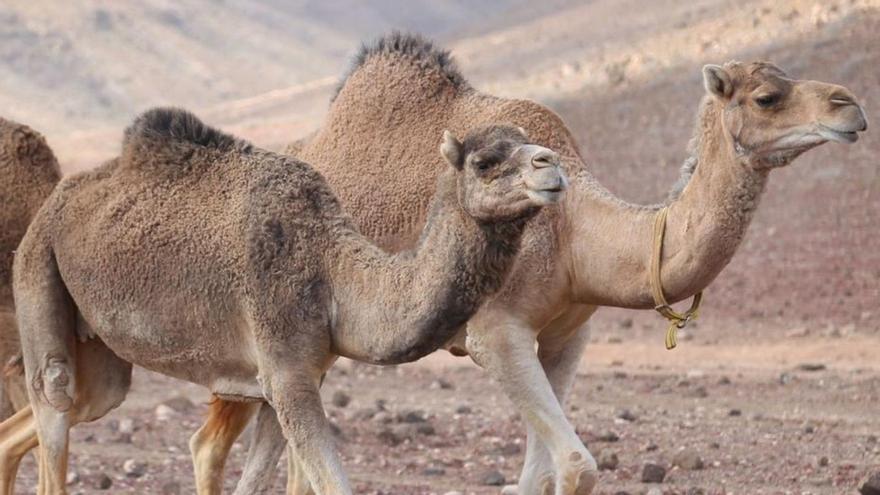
[472,158,496,171]
[755,93,781,108]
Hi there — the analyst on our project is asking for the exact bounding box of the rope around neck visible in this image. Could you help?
[650,206,703,350]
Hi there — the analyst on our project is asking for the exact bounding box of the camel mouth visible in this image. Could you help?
[527,188,564,205]
[818,124,861,144]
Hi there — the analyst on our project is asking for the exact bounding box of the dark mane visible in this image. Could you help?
[123,107,245,153]
[332,31,469,102]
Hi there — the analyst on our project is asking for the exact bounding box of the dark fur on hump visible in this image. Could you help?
[332,31,468,102]
[122,107,248,156]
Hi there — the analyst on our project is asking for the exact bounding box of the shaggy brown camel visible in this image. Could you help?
[185,34,867,495]
[10,107,566,494]
[0,118,60,420]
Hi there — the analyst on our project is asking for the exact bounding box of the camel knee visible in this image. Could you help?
[32,357,74,412]
[465,323,534,369]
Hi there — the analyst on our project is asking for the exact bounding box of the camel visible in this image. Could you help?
[181,33,867,495]
[0,118,60,422]
[9,106,566,494]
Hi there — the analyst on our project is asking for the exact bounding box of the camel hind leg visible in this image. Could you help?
[0,406,37,495]
[190,398,259,495]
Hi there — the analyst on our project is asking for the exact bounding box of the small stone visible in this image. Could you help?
[645,442,659,452]
[613,492,634,495]
[377,428,402,446]
[416,423,436,436]
[860,473,880,495]
[717,376,732,385]
[95,474,113,490]
[66,471,80,485]
[692,386,709,398]
[161,395,195,412]
[399,410,427,423]
[617,409,637,422]
[798,363,827,372]
[645,488,664,495]
[423,466,446,476]
[117,418,136,435]
[328,420,343,437]
[455,404,472,414]
[123,458,147,478]
[597,430,620,442]
[641,462,667,483]
[501,485,518,495]
[686,488,707,495]
[155,404,177,421]
[672,449,704,470]
[779,372,792,384]
[598,450,619,471]
[728,408,742,417]
[430,378,454,390]
[619,318,634,329]
[804,424,816,434]
[331,390,351,408]
[161,481,181,495]
[493,442,522,456]
[482,470,506,486]
[443,492,464,495]
[709,442,721,449]
[818,456,829,467]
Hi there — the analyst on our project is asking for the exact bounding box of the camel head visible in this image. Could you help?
[702,61,867,168]
[440,125,567,222]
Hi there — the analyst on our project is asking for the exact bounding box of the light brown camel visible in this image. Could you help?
[10,107,566,494]
[0,118,60,421]
[183,34,867,495]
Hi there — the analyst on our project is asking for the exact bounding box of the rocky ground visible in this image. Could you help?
[9,333,880,494]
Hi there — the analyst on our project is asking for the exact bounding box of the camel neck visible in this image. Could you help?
[564,98,769,308]
[326,171,527,364]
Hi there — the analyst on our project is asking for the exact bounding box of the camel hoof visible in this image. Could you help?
[573,468,598,495]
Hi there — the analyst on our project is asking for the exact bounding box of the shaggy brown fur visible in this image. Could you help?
[220,34,862,495]
[9,106,565,494]
[0,118,60,422]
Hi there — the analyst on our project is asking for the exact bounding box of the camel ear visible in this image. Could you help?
[703,64,733,99]
[440,130,464,170]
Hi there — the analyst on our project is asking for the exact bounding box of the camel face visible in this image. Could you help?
[703,61,867,167]
[441,125,567,222]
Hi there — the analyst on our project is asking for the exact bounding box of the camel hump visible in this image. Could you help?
[122,107,248,161]
[0,117,59,173]
[333,31,469,101]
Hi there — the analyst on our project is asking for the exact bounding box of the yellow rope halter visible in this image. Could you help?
[650,207,703,350]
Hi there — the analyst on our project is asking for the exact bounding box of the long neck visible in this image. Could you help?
[567,97,769,308]
[327,171,527,364]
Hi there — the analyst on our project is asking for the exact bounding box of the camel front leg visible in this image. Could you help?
[190,398,259,495]
[286,446,315,495]
[266,372,350,495]
[466,314,597,495]
[518,321,593,494]
[0,405,38,495]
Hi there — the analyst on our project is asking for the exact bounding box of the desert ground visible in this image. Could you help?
[2,0,878,493]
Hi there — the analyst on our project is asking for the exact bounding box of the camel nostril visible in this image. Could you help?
[830,94,856,107]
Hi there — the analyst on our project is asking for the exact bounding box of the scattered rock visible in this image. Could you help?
[161,395,195,412]
[430,378,454,390]
[645,442,659,452]
[66,471,80,485]
[645,488,664,495]
[123,458,147,478]
[619,318,634,329]
[377,428,402,446]
[95,473,113,490]
[596,430,620,442]
[493,442,522,456]
[617,409,637,422]
[443,492,464,495]
[415,423,436,436]
[785,327,809,338]
[641,462,667,483]
[399,410,427,423]
[860,473,880,495]
[797,363,827,372]
[155,404,177,421]
[598,450,619,471]
[331,390,351,408]
[717,376,732,385]
[686,488,707,495]
[482,470,506,486]
[804,424,816,434]
[728,408,742,417]
[779,372,792,385]
[818,456,829,467]
[692,386,709,398]
[672,449,704,470]
[117,417,136,435]
[423,466,446,476]
[501,485,518,495]
[455,404,473,415]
